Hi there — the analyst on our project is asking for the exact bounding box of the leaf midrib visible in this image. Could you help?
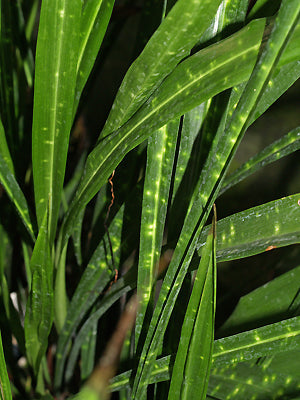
[49,1,68,232]
[74,35,260,211]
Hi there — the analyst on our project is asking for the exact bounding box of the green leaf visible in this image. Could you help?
[69,192,300,377]
[131,16,265,391]
[0,331,12,400]
[171,104,207,202]
[24,209,53,374]
[139,12,300,385]
[208,350,300,399]
[64,267,137,385]
[73,0,115,115]
[0,1,17,164]
[197,193,300,262]
[0,133,35,241]
[54,206,124,388]
[67,386,100,400]
[135,119,179,345]
[0,275,25,355]
[0,116,14,175]
[100,0,223,137]
[249,61,300,125]
[60,19,265,248]
[80,317,97,380]
[220,126,300,194]
[218,265,300,336]
[110,316,300,392]
[54,242,68,333]
[248,0,281,19]
[32,0,82,243]
[168,208,217,400]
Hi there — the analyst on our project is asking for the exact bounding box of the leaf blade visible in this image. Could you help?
[32,0,82,242]
[60,19,265,247]
[168,208,217,400]
[24,210,53,374]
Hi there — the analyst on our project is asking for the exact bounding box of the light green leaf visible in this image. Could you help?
[24,209,53,374]
[100,0,223,137]
[60,19,265,248]
[110,317,300,392]
[197,193,300,262]
[208,350,300,400]
[0,331,12,400]
[220,126,300,194]
[135,119,179,345]
[132,3,300,390]
[168,209,216,400]
[54,242,68,333]
[32,0,82,243]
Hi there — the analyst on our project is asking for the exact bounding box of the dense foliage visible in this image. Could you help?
[0,0,299,399]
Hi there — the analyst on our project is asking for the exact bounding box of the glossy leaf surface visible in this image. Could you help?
[110,316,300,392]
[0,126,35,241]
[61,19,265,248]
[136,119,179,345]
[168,210,216,400]
[101,0,223,137]
[24,210,53,374]
[32,0,81,242]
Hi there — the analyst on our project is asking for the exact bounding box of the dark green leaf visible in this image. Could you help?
[168,209,216,400]
[0,331,12,400]
[100,0,223,137]
[220,126,300,195]
[24,210,53,374]
[0,138,35,241]
[60,19,265,248]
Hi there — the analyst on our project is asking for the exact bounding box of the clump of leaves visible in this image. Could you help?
[0,0,300,399]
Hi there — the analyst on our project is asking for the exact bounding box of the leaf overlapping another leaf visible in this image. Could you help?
[24,210,53,375]
[60,18,265,249]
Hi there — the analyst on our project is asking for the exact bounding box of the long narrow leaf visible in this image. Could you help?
[197,193,300,261]
[168,207,217,400]
[218,265,300,335]
[0,331,12,400]
[220,126,300,194]
[100,0,223,137]
[135,119,178,345]
[54,206,124,388]
[67,192,300,382]
[32,0,82,243]
[0,141,35,241]
[110,316,300,392]
[24,209,53,374]
[73,0,115,115]
[208,350,300,399]
[60,19,265,248]
[132,3,300,392]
